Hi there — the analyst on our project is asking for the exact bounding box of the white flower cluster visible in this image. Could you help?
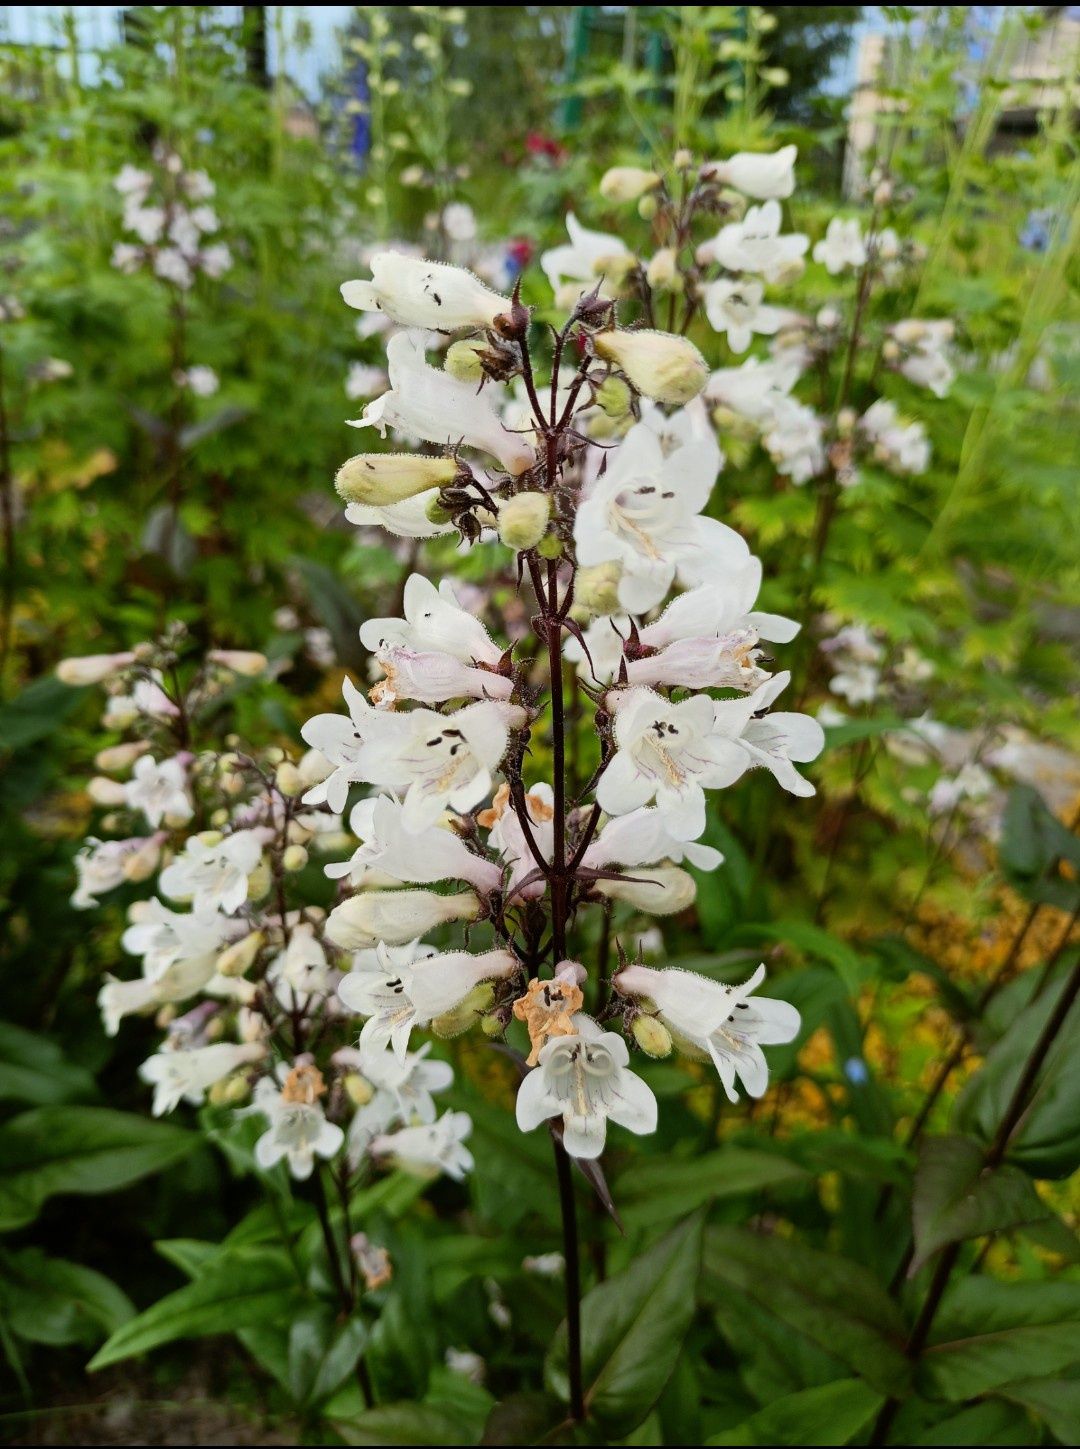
[59,641,474,1192]
[111,151,232,291]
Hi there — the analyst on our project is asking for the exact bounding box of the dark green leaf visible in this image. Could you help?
[0,1248,133,1348]
[923,1279,1080,1399]
[612,1148,808,1229]
[333,1403,480,1446]
[911,1134,1052,1271]
[546,1213,704,1435]
[705,1378,884,1446]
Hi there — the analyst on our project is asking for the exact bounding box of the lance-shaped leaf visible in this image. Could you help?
[923,1278,1080,1400]
[911,1134,1054,1272]
[545,1213,704,1435]
[705,1378,884,1446]
[88,1246,303,1370]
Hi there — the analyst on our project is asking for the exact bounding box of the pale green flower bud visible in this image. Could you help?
[275,761,303,796]
[594,374,633,419]
[94,740,149,773]
[575,562,623,615]
[430,982,495,1038]
[335,453,460,508]
[216,929,264,978]
[247,859,271,901]
[632,1015,673,1058]
[444,338,486,383]
[593,329,708,406]
[645,248,681,292]
[638,194,659,221]
[599,166,661,203]
[282,844,308,873]
[536,533,563,560]
[498,491,551,551]
[344,1072,375,1106]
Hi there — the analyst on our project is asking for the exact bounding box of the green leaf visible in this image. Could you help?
[703,1227,910,1396]
[732,921,869,995]
[910,1399,1039,1445]
[333,1403,480,1446]
[0,1107,197,1232]
[0,676,85,751]
[481,1392,567,1446]
[88,1246,303,1370]
[705,1378,884,1446]
[286,1306,368,1409]
[952,969,1080,1178]
[154,1239,219,1278]
[911,1134,1053,1271]
[612,1148,808,1229]
[546,1214,704,1435]
[999,1371,1080,1444]
[0,1021,97,1107]
[0,1248,134,1348]
[923,1279,1080,1399]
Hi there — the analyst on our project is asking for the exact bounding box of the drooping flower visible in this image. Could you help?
[582,807,723,874]
[540,213,633,306]
[158,830,263,915]
[369,1109,474,1180]
[613,962,800,1101]
[325,887,483,950]
[140,1040,265,1116]
[697,201,809,283]
[710,671,825,798]
[813,217,867,275]
[339,1040,454,1141]
[703,277,799,353]
[326,795,502,894]
[574,417,746,612]
[123,755,193,828]
[349,331,532,478]
[515,1015,657,1159]
[72,836,162,909]
[56,651,136,686]
[337,943,517,1061]
[341,252,511,331]
[701,144,797,200]
[592,329,709,407]
[252,1065,344,1179]
[121,898,229,983]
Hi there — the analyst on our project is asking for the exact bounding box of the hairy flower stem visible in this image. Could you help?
[870,957,1080,1446]
[553,1136,585,1422]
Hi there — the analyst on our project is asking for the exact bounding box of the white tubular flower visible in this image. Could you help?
[327,795,502,894]
[626,632,770,693]
[349,331,532,478]
[859,399,931,475]
[597,688,749,841]
[73,836,158,909]
[338,944,517,1061]
[124,755,193,829]
[267,923,336,1010]
[697,201,809,283]
[614,962,800,1101]
[515,1015,657,1159]
[325,888,482,950]
[540,212,633,305]
[139,1041,265,1116]
[56,650,136,686]
[705,355,802,423]
[253,1069,344,1180]
[639,566,798,651]
[341,252,511,331]
[366,643,513,710]
[574,418,746,613]
[335,453,460,509]
[702,278,799,354]
[158,830,263,915]
[813,217,867,275]
[355,698,527,832]
[97,946,219,1036]
[301,676,400,814]
[762,397,827,484]
[369,1110,474,1180]
[594,864,697,916]
[710,670,825,798]
[121,898,228,983]
[889,320,956,398]
[583,807,723,873]
[701,144,797,200]
[593,330,709,407]
[341,1041,454,1142]
[362,575,504,669]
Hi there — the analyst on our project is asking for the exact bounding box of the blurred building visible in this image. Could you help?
[843,5,1080,194]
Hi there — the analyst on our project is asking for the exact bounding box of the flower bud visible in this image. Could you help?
[430,982,495,1038]
[56,651,136,686]
[325,888,482,949]
[94,740,149,773]
[498,491,551,551]
[632,1014,673,1058]
[207,649,267,676]
[593,329,708,406]
[88,776,127,807]
[335,453,460,508]
[480,1011,505,1037]
[673,148,693,170]
[216,929,264,977]
[343,1072,375,1106]
[208,1073,252,1107]
[444,338,486,383]
[298,748,333,790]
[575,562,623,616]
[275,761,302,796]
[122,837,162,883]
[637,194,659,221]
[599,166,661,203]
[836,407,857,438]
[645,248,680,291]
[594,374,633,419]
[247,860,271,901]
[282,844,308,872]
[536,532,563,560]
[594,865,697,916]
